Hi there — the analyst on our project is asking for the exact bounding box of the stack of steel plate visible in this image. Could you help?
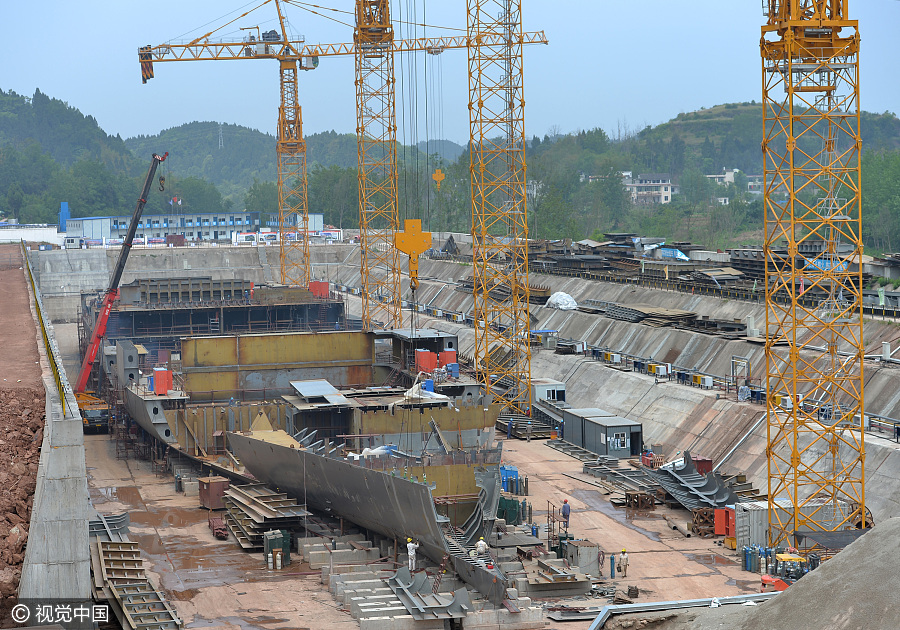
[223,483,310,551]
[605,304,647,322]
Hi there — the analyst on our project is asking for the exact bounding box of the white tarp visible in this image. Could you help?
[403,382,451,403]
[547,292,578,310]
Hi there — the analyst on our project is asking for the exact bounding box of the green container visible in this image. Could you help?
[498,496,521,526]
[264,530,291,567]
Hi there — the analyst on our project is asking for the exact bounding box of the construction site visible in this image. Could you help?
[3,1,900,630]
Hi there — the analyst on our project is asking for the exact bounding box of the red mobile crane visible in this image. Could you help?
[75,153,168,416]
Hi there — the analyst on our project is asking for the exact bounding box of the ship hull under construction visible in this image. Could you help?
[227,430,503,567]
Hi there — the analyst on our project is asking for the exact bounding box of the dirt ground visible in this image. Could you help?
[0,244,42,390]
[86,434,358,630]
[500,439,759,630]
[0,244,45,621]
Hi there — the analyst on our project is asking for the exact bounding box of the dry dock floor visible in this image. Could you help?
[500,439,758,629]
[85,433,357,630]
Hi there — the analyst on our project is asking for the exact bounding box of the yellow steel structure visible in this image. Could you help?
[761,0,866,546]
[355,0,400,329]
[466,0,531,415]
[141,1,547,294]
[141,0,313,286]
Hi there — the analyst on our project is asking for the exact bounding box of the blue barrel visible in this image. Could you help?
[531,524,538,537]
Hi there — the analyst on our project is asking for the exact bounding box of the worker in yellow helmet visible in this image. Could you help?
[476,536,489,556]
[618,548,629,577]
[407,537,420,572]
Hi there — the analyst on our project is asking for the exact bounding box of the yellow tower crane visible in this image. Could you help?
[761,0,867,546]
[140,1,547,306]
[140,0,315,287]
[466,0,532,416]
[355,0,401,330]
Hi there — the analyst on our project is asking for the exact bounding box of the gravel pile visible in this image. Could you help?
[732,516,900,630]
[0,387,44,621]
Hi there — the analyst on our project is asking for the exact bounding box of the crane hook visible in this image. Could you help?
[158,175,166,192]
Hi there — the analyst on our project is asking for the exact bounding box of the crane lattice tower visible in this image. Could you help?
[467,0,532,415]
[761,0,866,546]
[355,0,401,330]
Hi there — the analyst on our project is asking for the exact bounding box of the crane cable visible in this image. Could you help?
[423,0,429,232]
[410,0,421,230]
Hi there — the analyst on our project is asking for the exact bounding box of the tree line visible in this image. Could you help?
[1,88,899,254]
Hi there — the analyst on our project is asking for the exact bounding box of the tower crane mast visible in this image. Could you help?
[761,0,866,546]
[466,0,532,416]
[355,0,401,330]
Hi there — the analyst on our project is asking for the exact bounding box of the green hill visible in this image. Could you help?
[1,86,898,246]
[631,102,900,175]
[125,124,439,203]
[0,88,135,172]
[126,122,277,202]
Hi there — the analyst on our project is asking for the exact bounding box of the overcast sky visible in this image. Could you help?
[2,1,898,145]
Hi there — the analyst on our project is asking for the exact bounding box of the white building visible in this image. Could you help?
[622,172,676,205]
[65,210,263,243]
[706,168,764,195]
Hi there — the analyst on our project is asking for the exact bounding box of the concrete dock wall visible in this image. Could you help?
[19,257,91,600]
[29,244,356,322]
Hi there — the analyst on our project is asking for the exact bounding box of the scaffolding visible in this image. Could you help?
[761,0,866,546]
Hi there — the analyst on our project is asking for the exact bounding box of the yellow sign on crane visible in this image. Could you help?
[394,219,431,292]
[432,168,445,191]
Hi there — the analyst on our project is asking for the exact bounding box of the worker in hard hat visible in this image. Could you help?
[618,549,629,578]
[561,499,571,529]
[406,537,420,572]
[475,536,489,556]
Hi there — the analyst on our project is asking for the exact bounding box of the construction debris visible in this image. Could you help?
[618,519,894,630]
[646,452,740,510]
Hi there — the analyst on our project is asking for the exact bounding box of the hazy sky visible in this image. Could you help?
[2,1,898,145]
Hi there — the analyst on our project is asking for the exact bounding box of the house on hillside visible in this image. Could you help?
[706,168,764,196]
[621,172,676,204]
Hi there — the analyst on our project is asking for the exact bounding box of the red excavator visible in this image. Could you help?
[74,153,168,428]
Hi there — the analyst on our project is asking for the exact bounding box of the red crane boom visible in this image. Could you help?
[75,152,168,394]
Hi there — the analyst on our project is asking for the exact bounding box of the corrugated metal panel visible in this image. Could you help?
[735,499,851,548]
[583,420,606,456]
[735,501,768,548]
[564,413,584,448]
[291,379,340,397]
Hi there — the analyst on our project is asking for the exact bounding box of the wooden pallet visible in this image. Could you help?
[692,508,716,538]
